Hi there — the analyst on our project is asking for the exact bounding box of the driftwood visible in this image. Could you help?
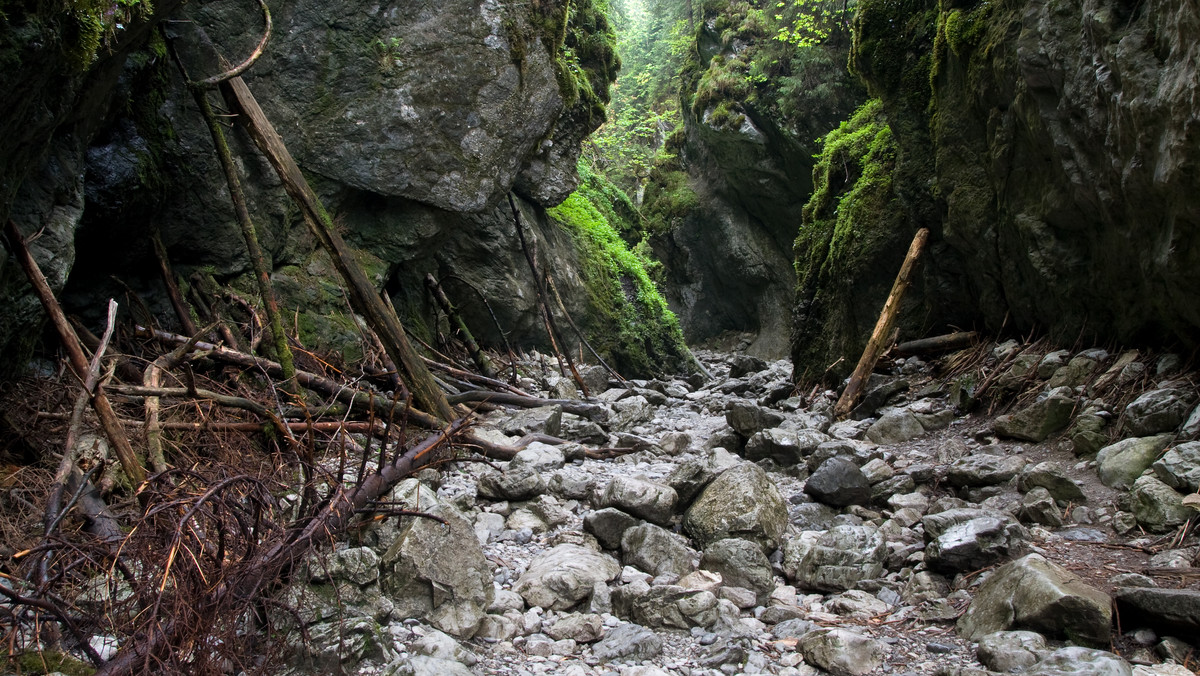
[5,220,146,487]
[833,228,930,419]
[93,419,469,676]
[892,330,978,357]
[422,356,531,397]
[425,273,499,379]
[151,230,199,337]
[445,390,609,422]
[219,74,455,421]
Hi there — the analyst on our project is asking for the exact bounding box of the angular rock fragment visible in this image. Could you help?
[957,553,1111,645]
[683,463,788,552]
[512,544,621,611]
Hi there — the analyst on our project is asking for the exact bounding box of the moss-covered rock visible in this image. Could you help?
[547,167,692,377]
[843,0,1200,353]
[791,100,929,384]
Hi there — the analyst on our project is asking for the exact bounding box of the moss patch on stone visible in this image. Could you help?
[547,168,690,377]
[792,99,916,384]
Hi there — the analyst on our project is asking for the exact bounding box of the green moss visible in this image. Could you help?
[13,649,94,676]
[535,0,619,128]
[547,172,690,377]
[792,99,912,384]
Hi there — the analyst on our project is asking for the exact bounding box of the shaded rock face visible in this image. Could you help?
[845,0,1200,353]
[178,0,607,213]
[0,0,620,369]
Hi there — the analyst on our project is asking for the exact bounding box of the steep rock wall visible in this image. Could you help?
[658,15,864,358]
[827,0,1200,364]
[2,0,690,377]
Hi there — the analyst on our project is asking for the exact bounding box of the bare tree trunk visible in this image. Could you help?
[833,228,930,419]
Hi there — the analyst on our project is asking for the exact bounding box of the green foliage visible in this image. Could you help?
[8,0,157,71]
[685,0,860,135]
[537,0,620,129]
[371,36,403,74]
[547,169,689,376]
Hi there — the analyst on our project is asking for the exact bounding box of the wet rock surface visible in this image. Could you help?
[294,344,1199,675]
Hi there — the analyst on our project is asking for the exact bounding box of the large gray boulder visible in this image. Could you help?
[783,525,887,592]
[976,630,1049,673]
[725,399,785,437]
[1018,461,1086,503]
[1129,475,1191,532]
[699,538,776,603]
[945,454,1027,487]
[922,508,1029,573]
[1096,434,1175,488]
[865,409,925,445]
[583,507,641,550]
[992,387,1076,442]
[957,554,1112,646]
[590,623,663,662]
[1026,647,1132,676]
[622,585,721,630]
[601,476,679,526]
[477,463,546,501]
[1113,587,1200,636]
[512,545,621,611]
[380,503,494,638]
[803,457,871,507]
[181,0,609,212]
[1151,441,1200,492]
[682,463,788,552]
[798,628,884,676]
[620,523,695,578]
[1124,388,1194,436]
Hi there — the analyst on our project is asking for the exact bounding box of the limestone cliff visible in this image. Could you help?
[1,0,690,378]
[793,0,1200,381]
[654,8,863,358]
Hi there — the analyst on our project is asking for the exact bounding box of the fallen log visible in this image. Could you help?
[219,74,455,421]
[891,331,978,357]
[833,227,930,420]
[445,390,609,422]
[426,273,499,379]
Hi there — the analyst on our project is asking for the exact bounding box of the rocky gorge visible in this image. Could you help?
[256,340,1200,676]
[0,0,1198,673]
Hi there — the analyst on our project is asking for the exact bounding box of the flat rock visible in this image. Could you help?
[590,625,664,664]
[1027,647,1132,676]
[923,508,1029,573]
[498,405,563,437]
[1113,587,1200,635]
[957,553,1112,645]
[682,463,788,553]
[512,544,621,611]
